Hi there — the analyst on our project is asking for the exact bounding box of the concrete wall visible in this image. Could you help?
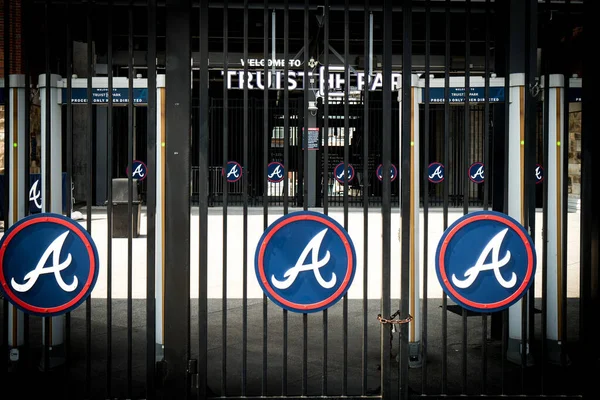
[87,207,581,301]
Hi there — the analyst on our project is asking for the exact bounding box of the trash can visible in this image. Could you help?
[111,178,141,238]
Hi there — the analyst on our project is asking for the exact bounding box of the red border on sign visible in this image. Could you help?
[257,214,354,311]
[0,217,97,314]
[437,214,534,310]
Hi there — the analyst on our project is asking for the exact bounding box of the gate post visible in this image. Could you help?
[506,0,538,366]
[5,74,27,369]
[163,0,192,395]
[38,73,66,368]
[154,74,166,363]
[543,74,567,365]
[506,71,533,365]
[398,73,422,368]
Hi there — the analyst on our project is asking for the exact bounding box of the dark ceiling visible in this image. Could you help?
[20,1,583,79]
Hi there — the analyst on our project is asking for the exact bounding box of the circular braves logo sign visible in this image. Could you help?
[376,163,398,182]
[535,164,544,184]
[428,162,445,183]
[435,210,536,313]
[334,163,355,184]
[267,162,285,183]
[254,211,356,313]
[468,162,485,184]
[222,161,243,183]
[0,213,100,317]
[127,160,147,181]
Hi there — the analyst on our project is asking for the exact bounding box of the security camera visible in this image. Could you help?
[308,101,318,116]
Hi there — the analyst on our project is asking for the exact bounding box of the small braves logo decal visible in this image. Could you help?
[267,162,285,183]
[535,164,544,184]
[428,162,445,183]
[376,164,398,182]
[334,163,355,184]
[255,211,356,313]
[469,162,485,184]
[132,160,147,180]
[29,179,42,210]
[223,161,243,183]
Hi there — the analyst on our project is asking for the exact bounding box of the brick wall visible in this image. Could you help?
[0,0,23,75]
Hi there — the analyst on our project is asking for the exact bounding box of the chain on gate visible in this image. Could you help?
[377,311,413,363]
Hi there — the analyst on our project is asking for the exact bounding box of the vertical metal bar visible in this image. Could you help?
[442,0,450,393]
[164,0,192,396]
[302,0,309,396]
[147,0,158,397]
[481,0,491,393]
[221,2,229,395]
[462,0,470,394]
[322,1,329,395]
[22,0,30,216]
[501,0,511,392]
[422,0,431,392]
[343,1,350,395]
[541,0,551,392]
[362,0,370,395]
[242,0,249,395]
[529,0,539,382]
[85,0,93,392]
[560,0,571,369]
[323,0,329,217]
[579,2,597,398]
[2,0,11,377]
[283,1,289,216]
[22,0,31,362]
[381,0,392,398]
[303,0,309,213]
[106,0,114,396]
[198,1,209,398]
[43,0,52,375]
[282,1,289,394]
[522,0,535,385]
[400,1,412,398]
[262,1,269,395]
[127,3,134,397]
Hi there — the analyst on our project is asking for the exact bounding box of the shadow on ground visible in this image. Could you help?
[2,298,585,399]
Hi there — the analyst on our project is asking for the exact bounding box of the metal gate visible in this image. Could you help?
[1,1,596,399]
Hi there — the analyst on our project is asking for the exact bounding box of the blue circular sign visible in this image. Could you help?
[535,164,544,184]
[223,161,242,183]
[376,163,398,182]
[128,160,147,181]
[255,211,357,313]
[435,210,536,313]
[428,162,445,183]
[468,162,485,184]
[267,162,285,183]
[0,213,100,317]
[334,163,355,184]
